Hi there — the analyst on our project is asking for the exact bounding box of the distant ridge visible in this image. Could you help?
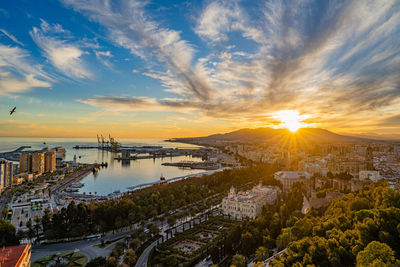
[174,127,383,144]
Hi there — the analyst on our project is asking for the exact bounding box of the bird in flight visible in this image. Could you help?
[9,107,16,115]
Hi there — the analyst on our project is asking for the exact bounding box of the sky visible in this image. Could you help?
[0,0,399,139]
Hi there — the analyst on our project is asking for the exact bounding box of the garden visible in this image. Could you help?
[149,216,238,266]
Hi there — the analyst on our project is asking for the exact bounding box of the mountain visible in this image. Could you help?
[173,127,381,145]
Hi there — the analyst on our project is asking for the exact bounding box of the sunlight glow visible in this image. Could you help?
[273,110,309,132]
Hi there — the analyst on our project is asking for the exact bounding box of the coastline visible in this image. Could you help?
[124,166,232,193]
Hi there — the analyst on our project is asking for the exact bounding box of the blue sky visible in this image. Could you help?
[0,0,399,138]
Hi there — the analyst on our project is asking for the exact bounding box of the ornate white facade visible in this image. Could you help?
[222,184,280,219]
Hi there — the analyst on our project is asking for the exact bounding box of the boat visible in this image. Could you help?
[70,182,84,188]
[160,174,166,181]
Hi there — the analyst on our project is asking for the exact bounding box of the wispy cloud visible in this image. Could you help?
[0,29,24,46]
[194,0,265,44]
[61,0,212,100]
[76,96,198,114]
[30,19,92,79]
[0,44,52,94]
[65,0,400,132]
[94,50,113,68]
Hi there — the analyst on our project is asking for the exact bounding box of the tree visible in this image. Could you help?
[241,231,256,256]
[34,216,41,240]
[130,238,141,250]
[16,229,25,241]
[231,254,246,267]
[167,216,176,227]
[356,241,400,267]
[255,246,269,261]
[350,198,371,211]
[86,256,107,267]
[210,245,220,264]
[124,249,137,266]
[164,255,178,266]
[0,219,19,246]
[148,224,160,236]
[107,256,117,267]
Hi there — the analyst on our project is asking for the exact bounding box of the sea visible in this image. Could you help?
[0,137,205,195]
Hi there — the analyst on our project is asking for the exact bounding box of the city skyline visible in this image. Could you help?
[1,0,400,139]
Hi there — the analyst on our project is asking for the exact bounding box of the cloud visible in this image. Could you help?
[76,96,198,113]
[0,29,24,46]
[377,114,400,127]
[195,0,265,43]
[67,0,400,133]
[94,50,113,68]
[30,19,92,79]
[0,44,52,94]
[61,0,212,100]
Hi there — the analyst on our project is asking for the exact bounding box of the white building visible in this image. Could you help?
[222,184,280,219]
[274,171,312,192]
[359,170,380,182]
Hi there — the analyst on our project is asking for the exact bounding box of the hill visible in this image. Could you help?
[173,127,379,145]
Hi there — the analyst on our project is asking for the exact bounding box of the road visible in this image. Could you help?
[135,239,160,267]
[31,229,135,262]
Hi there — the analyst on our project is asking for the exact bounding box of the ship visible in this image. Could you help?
[159,174,167,184]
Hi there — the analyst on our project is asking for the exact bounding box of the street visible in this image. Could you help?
[31,230,134,262]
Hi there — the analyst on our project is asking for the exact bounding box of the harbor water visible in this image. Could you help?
[0,137,205,195]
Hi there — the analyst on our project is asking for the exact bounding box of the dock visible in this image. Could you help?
[162,161,220,170]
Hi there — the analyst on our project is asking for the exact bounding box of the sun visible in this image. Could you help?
[273,110,308,132]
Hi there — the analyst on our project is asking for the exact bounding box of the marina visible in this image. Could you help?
[0,137,207,195]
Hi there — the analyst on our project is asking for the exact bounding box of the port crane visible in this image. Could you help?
[101,134,105,148]
[97,135,101,148]
[108,134,120,151]
[96,134,120,151]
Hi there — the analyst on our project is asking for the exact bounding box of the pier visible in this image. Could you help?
[162,161,220,170]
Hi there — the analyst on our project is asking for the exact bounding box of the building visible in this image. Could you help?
[0,163,4,192]
[328,160,366,177]
[13,173,34,184]
[0,159,14,188]
[366,146,374,170]
[359,170,380,182]
[20,152,49,175]
[222,184,280,219]
[274,171,312,191]
[44,151,56,173]
[0,244,31,267]
[19,153,32,174]
[32,152,44,174]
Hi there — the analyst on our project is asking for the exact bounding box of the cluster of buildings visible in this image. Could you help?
[223,142,400,180]
[221,142,399,218]
[0,148,61,193]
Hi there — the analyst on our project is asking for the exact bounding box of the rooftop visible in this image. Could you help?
[275,171,312,179]
[0,244,31,267]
